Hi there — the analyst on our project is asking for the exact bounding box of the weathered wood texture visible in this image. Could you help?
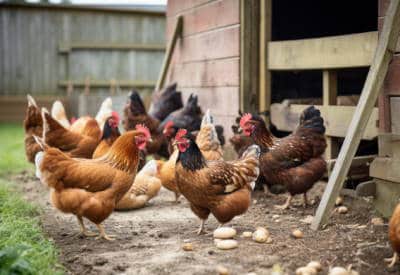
[166,0,240,138]
[268,32,378,70]
[0,4,165,96]
[311,0,400,230]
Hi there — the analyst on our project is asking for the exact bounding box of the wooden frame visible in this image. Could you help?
[59,42,165,53]
[268,32,378,70]
[240,0,260,113]
[311,0,400,230]
[58,80,155,88]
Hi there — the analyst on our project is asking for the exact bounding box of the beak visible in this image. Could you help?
[238,127,243,134]
[148,137,154,143]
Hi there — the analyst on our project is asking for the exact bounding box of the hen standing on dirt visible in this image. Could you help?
[240,106,327,209]
[174,129,260,234]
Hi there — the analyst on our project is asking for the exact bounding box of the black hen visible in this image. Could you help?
[149,83,183,121]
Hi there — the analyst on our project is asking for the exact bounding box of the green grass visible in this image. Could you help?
[0,123,31,177]
[0,180,62,274]
[0,123,63,274]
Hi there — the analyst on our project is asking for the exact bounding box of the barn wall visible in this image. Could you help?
[378,0,400,133]
[0,3,165,96]
[165,0,240,138]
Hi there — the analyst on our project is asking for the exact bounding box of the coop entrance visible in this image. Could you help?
[262,0,379,185]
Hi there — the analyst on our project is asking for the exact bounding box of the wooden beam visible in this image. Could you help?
[155,16,183,91]
[270,104,379,140]
[323,70,339,165]
[268,32,378,70]
[311,0,400,230]
[240,0,260,113]
[259,0,272,124]
[58,42,166,53]
[58,80,156,88]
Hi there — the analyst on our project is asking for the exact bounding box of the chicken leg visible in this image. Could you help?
[174,192,181,203]
[77,216,97,237]
[385,252,398,268]
[95,224,116,241]
[274,195,292,210]
[303,193,309,207]
[197,220,206,235]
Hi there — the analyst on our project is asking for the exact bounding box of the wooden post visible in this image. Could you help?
[240,0,260,113]
[155,16,183,91]
[259,0,272,124]
[323,70,339,170]
[311,0,400,230]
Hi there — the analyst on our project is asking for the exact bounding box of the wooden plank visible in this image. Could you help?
[370,157,400,183]
[270,103,379,140]
[391,97,400,134]
[259,0,272,123]
[240,0,260,112]
[166,0,239,39]
[155,15,183,91]
[268,32,378,70]
[311,0,400,230]
[323,70,339,163]
[327,155,376,168]
[1,2,165,16]
[174,24,240,63]
[58,42,166,53]
[166,0,212,17]
[169,57,239,88]
[373,179,400,217]
[379,0,390,17]
[383,55,400,95]
[59,80,156,88]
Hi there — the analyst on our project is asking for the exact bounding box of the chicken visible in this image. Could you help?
[34,125,151,240]
[158,94,203,134]
[240,106,327,209]
[92,113,121,159]
[51,100,70,129]
[157,150,180,202]
[196,109,223,161]
[122,90,168,158]
[116,160,162,210]
[387,203,400,267]
[70,97,113,135]
[24,95,43,163]
[158,111,224,203]
[174,129,260,234]
[148,83,183,121]
[42,109,101,158]
[229,110,254,157]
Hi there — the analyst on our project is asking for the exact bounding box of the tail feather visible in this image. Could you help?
[298,106,325,134]
[51,100,70,129]
[34,151,44,180]
[27,94,37,107]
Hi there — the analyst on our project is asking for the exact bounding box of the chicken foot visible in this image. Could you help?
[274,195,292,210]
[385,252,398,268]
[174,192,181,203]
[303,193,309,207]
[77,216,97,237]
[95,224,116,241]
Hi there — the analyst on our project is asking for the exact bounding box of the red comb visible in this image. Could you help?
[239,113,252,128]
[111,111,120,124]
[135,124,151,139]
[175,128,187,140]
[164,120,174,130]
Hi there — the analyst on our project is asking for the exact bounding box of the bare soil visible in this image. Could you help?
[11,171,398,275]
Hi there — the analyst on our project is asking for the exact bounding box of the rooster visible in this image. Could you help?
[34,125,151,240]
[148,83,183,121]
[24,95,43,163]
[174,129,260,234]
[240,106,327,209]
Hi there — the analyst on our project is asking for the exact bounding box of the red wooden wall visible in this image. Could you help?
[379,0,400,133]
[166,0,240,138]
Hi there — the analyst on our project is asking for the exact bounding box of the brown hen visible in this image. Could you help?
[24,95,43,163]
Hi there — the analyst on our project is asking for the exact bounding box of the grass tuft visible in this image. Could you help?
[0,180,63,274]
[0,123,31,177]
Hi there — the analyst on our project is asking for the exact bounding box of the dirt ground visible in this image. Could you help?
[11,171,398,275]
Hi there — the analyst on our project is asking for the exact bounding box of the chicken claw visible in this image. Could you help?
[77,216,98,237]
[274,195,292,210]
[385,252,398,268]
[96,224,116,241]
